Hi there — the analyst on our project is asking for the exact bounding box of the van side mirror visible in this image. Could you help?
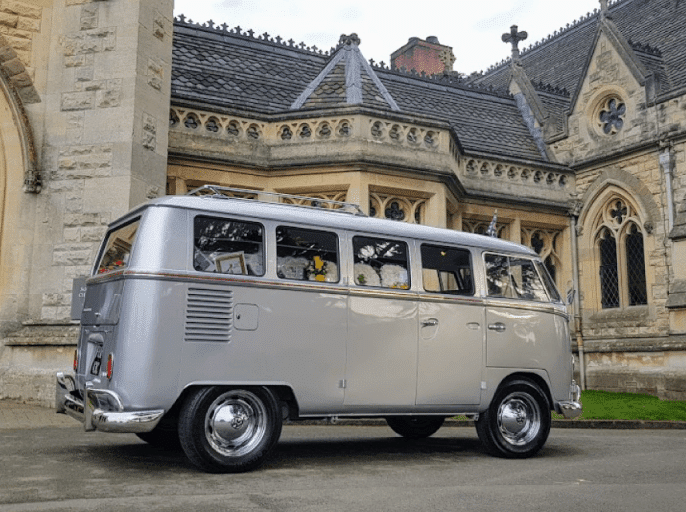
[71,277,88,321]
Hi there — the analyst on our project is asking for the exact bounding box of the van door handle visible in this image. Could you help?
[421,318,438,327]
[488,322,506,332]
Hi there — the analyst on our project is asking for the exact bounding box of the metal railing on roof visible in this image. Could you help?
[187,185,367,216]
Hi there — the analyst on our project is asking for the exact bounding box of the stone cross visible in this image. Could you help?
[502,25,528,60]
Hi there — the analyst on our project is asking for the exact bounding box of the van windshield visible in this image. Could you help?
[96,220,140,274]
[485,253,550,302]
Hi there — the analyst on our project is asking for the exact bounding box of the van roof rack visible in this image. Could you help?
[186,185,367,216]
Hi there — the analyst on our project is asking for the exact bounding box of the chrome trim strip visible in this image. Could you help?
[484,297,570,320]
[86,270,569,316]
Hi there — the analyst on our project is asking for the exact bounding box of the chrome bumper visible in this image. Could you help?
[55,372,164,433]
[555,381,583,419]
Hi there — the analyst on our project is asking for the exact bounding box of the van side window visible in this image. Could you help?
[421,244,473,295]
[353,236,410,289]
[194,216,265,276]
[276,226,339,282]
[97,219,140,274]
[485,254,549,302]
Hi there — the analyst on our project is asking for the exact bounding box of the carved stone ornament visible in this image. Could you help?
[643,220,654,234]
[339,34,361,47]
[570,201,584,218]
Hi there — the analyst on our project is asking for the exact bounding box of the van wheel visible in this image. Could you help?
[179,386,282,473]
[385,416,445,439]
[476,379,550,458]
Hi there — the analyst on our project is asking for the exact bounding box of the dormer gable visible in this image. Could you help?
[291,34,400,112]
[550,9,662,164]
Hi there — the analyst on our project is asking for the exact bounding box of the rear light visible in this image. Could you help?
[106,354,114,380]
[73,350,78,371]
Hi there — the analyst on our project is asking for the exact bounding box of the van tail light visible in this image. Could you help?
[106,354,114,380]
[73,350,78,371]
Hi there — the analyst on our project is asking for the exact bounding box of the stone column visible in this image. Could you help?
[36,0,173,322]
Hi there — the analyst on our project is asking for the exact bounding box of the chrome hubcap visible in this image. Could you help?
[205,390,267,457]
[497,392,541,446]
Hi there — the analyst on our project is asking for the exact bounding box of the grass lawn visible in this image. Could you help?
[553,390,686,421]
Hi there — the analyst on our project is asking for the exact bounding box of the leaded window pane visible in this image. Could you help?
[626,224,647,306]
[599,228,619,309]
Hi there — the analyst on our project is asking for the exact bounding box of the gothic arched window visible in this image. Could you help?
[594,198,647,309]
[521,228,562,289]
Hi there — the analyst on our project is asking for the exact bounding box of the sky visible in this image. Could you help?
[173,0,604,74]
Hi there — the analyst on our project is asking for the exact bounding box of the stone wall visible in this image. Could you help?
[0,0,174,405]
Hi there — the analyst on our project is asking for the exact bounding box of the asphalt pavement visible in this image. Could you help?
[2,400,686,511]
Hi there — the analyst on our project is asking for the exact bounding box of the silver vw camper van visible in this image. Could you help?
[56,186,581,473]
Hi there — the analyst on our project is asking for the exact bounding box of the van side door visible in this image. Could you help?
[344,234,417,406]
[416,244,483,405]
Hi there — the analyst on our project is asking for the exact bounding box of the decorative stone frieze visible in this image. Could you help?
[169,107,445,155]
[369,191,426,224]
[369,120,440,150]
[463,157,572,191]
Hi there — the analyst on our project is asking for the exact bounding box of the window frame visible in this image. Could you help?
[351,235,411,290]
[275,225,340,283]
[95,218,141,275]
[594,219,647,310]
[193,215,266,276]
[420,243,474,296]
[483,252,553,303]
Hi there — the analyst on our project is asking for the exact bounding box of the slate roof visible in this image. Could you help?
[474,0,686,101]
[172,22,547,163]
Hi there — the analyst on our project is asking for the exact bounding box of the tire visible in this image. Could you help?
[386,416,445,439]
[476,378,551,459]
[178,386,282,473]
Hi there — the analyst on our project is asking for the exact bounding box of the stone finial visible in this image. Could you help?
[599,0,612,19]
[339,33,361,47]
[502,25,528,60]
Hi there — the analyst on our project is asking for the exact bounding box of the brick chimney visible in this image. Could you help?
[391,36,455,76]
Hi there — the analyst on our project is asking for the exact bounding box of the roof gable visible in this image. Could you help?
[291,34,400,111]
[474,0,686,103]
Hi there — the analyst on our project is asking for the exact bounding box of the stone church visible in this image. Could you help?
[1,0,685,405]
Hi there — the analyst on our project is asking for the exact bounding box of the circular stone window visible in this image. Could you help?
[596,96,626,135]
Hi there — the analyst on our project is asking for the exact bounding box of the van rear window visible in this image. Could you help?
[96,220,140,274]
[194,216,265,276]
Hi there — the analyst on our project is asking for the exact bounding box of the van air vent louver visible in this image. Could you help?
[184,287,233,342]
